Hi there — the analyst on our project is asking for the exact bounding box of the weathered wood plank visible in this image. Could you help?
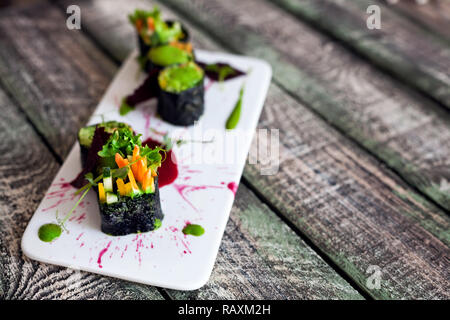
[246,84,450,299]
[61,0,223,62]
[67,0,450,298]
[0,1,363,299]
[268,0,450,110]
[159,0,450,213]
[169,185,363,300]
[0,2,117,159]
[0,87,164,300]
[382,0,450,41]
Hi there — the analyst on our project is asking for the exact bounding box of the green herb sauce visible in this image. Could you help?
[148,45,191,67]
[38,223,62,242]
[158,62,204,93]
[182,224,205,236]
[154,218,162,230]
[226,86,245,130]
[119,100,134,116]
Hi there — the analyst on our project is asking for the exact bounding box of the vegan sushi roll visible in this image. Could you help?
[157,62,205,126]
[123,8,247,126]
[129,7,189,58]
[76,123,165,236]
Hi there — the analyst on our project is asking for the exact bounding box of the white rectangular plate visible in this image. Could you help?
[21,49,271,290]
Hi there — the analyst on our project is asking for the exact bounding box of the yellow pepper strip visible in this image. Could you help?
[124,182,132,195]
[128,169,139,192]
[151,168,157,177]
[116,178,126,196]
[98,183,106,203]
[159,78,167,90]
[150,176,154,192]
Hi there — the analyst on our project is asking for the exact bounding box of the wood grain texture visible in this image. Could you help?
[268,0,450,110]
[63,0,450,299]
[0,2,117,159]
[381,0,450,41]
[0,0,363,299]
[0,88,164,300]
[159,0,450,213]
[247,84,450,299]
[59,0,224,62]
[169,185,363,300]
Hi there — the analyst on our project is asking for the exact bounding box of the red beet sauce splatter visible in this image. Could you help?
[143,138,178,187]
[227,182,238,195]
[97,241,112,268]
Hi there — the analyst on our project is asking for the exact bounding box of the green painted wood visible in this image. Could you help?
[0,87,164,300]
[268,0,450,110]
[159,0,450,213]
[0,1,363,299]
[61,0,450,299]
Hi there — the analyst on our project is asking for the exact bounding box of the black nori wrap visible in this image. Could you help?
[157,79,204,126]
[137,20,190,58]
[99,176,164,236]
[143,60,164,79]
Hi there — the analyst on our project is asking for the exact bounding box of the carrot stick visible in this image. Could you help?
[115,153,129,168]
[131,145,140,177]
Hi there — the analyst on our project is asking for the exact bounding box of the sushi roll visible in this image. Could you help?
[78,124,164,236]
[157,61,205,126]
[99,177,163,236]
[138,20,190,58]
[129,7,189,58]
[77,121,132,172]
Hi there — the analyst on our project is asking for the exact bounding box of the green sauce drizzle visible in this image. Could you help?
[38,223,62,242]
[182,224,205,236]
[119,99,134,116]
[154,218,162,230]
[226,86,245,130]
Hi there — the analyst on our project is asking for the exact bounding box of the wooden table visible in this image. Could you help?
[0,0,449,300]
